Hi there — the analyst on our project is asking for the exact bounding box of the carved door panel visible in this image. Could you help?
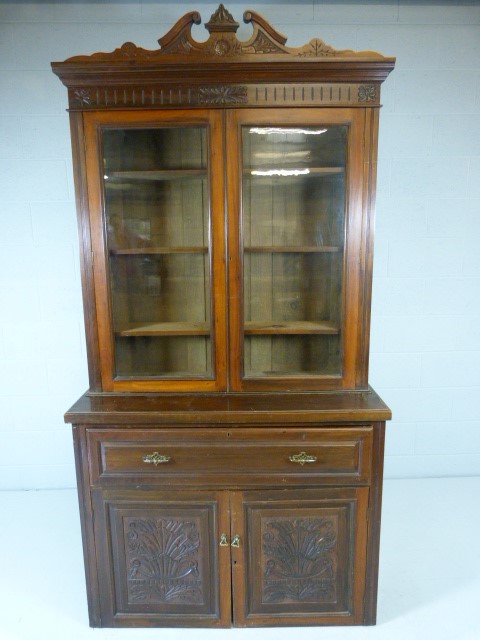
[231,487,369,626]
[91,488,231,627]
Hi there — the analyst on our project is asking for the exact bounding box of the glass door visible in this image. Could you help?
[85,110,226,392]
[227,109,365,391]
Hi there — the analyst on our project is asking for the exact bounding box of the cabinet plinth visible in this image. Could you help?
[54,4,394,629]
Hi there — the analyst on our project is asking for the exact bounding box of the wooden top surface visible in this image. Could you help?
[65,387,391,425]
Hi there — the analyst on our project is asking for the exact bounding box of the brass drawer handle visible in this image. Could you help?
[219,533,228,547]
[231,534,240,548]
[143,452,171,466]
[289,451,317,466]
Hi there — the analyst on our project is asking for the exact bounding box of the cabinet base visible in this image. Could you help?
[68,393,388,628]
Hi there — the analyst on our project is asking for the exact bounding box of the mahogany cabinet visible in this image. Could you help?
[90,485,368,627]
[52,4,394,628]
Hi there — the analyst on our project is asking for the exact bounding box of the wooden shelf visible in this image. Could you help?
[110,247,208,255]
[244,245,341,253]
[246,369,339,378]
[106,169,206,181]
[114,372,212,380]
[244,320,339,335]
[116,321,210,337]
[117,320,339,337]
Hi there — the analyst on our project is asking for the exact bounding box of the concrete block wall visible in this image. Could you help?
[0,1,479,489]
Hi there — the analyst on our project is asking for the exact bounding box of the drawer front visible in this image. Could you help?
[87,427,373,486]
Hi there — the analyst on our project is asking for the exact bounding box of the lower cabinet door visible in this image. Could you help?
[231,487,369,626]
[91,488,231,627]
[90,486,369,627]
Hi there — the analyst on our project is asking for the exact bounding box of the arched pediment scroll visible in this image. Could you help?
[63,4,390,62]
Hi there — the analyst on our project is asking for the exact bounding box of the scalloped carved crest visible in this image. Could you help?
[65,4,388,62]
[262,517,337,603]
[126,518,202,604]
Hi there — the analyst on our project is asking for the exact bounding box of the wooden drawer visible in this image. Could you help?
[87,427,373,486]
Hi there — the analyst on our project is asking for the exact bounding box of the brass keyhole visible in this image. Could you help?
[219,533,228,546]
[231,534,240,548]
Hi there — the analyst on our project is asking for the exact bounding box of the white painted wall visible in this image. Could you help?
[0,1,479,489]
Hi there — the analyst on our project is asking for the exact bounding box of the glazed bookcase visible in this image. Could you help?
[52,4,394,628]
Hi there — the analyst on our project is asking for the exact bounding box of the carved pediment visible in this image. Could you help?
[64,4,388,62]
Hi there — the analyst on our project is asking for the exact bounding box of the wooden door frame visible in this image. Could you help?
[83,109,228,392]
[91,487,231,627]
[226,108,367,392]
[230,487,369,627]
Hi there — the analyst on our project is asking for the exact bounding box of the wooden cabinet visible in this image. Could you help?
[77,105,369,392]
[53,4,394,629]
[91,484,367,627]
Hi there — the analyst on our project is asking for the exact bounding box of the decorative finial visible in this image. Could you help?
[205,4,239,33]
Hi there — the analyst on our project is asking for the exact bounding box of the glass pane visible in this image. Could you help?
[242,125,347,377]
[102,126,212,378]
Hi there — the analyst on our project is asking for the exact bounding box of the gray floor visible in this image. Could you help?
[2,477,479,640]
